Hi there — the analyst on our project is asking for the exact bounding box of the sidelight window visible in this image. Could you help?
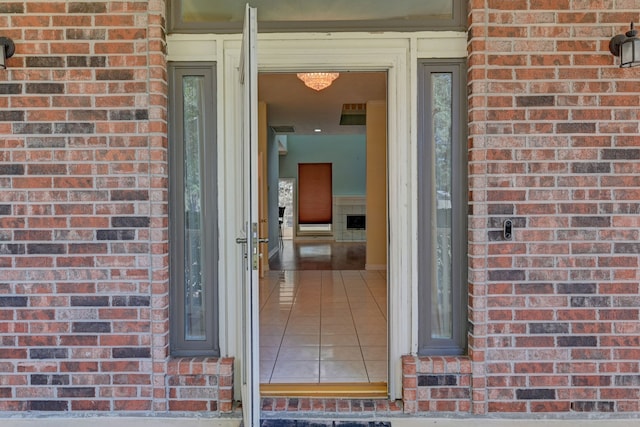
[417,59,467,355]
[169,63,219,356]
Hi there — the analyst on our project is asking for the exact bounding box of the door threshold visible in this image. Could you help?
[260,382,387,398]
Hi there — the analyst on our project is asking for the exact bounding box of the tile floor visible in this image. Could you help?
[269,240,366,271]
[259,269,387,384]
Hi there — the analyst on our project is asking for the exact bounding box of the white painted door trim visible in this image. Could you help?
[238,5,259,426]
[168,30,467,401]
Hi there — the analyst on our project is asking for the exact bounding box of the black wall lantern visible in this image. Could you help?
[0,37,15,70]
[609,22,640,68]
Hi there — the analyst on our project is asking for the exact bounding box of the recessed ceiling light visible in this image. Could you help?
[314,128,322,133]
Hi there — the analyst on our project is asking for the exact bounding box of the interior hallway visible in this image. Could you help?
[269,240,366,271]
[260,241,387,384]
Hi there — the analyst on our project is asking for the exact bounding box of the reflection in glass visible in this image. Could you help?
[179,0,453,24]
[431,73,453,340]
[183,76,206,341]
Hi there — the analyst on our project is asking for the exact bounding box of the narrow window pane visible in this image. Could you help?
[418,60,466,356]
[183,76,206,341]
[431,73,453,340]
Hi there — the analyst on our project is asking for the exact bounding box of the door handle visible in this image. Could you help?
[237,237,267,244]
[238,224,268,270]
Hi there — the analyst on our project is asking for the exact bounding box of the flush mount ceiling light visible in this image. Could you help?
[609,22,640,68]
[296,72,339,91]
[0,37,15,70]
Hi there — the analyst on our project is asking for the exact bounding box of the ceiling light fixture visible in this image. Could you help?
[296,72,339,91]
[609,22,640,68]
[0,37,16,70]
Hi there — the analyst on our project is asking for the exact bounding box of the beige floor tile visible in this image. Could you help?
[349,301,379,310]
[260,313,289,324]
[261,334,284,347]
[319,376,368,383]
[272,377,320,384]
[354,322,386,335]
[290,308,321,316]
[320,360,367,378]
[357,333,386,346]
[260,359,275,382]
[277,346,320,361]
[321,304,351,314]
[260,324,286,336]
[297,292,322,299]
[321,323,356,335]
[260,267,388,385]
[286,316,320,327]
[321,297,349,304]
[351,308,385,318]
[365,360,388,382]
[285,323,320,335]
[260,346,279,360]
[320,346,363,361]
[353,314,386,324]
[361,345,387,361]
[320,315,353,326]
[320,334,359,346]
[272,360,319,379]
[281,333,319,347]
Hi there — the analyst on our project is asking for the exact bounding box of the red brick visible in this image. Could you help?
[2,0,639,420]
[70,399,110,411]
[488,0,528,10]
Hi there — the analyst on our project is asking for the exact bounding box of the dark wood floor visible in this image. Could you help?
[269,240,366,270]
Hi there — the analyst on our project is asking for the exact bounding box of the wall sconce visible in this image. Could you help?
[0,37,15,69]
[609,22,640,68]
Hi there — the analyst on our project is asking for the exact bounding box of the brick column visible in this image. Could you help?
[469,0,640,415]
[0,0,168,413]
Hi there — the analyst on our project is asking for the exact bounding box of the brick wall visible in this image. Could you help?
[0,0,233,414]
[402,356,472,414]
[2,0,640,420]
[468,0,640,414]
[167,358,234,412]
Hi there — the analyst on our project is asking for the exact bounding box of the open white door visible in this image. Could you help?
[237,4,260,427]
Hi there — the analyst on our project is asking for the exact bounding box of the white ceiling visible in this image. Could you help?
[258,72,387,136]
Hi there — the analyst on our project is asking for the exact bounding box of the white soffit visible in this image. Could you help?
[416,32,467,58]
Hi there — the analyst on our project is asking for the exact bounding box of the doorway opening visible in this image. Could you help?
[278,178,294,242]
[257,71,388,396]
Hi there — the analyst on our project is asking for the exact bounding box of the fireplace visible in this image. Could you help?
[346,214,366,230]
[333,196,366,242]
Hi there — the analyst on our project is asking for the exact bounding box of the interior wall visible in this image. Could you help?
[267,126,280,255]
[258,102,269,272]
[278,134,366,196]
[365,100,387,269]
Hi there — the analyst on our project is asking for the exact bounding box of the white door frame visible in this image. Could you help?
[238,5,259,426]
[256,37,408,399]
[167,30,467,401]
